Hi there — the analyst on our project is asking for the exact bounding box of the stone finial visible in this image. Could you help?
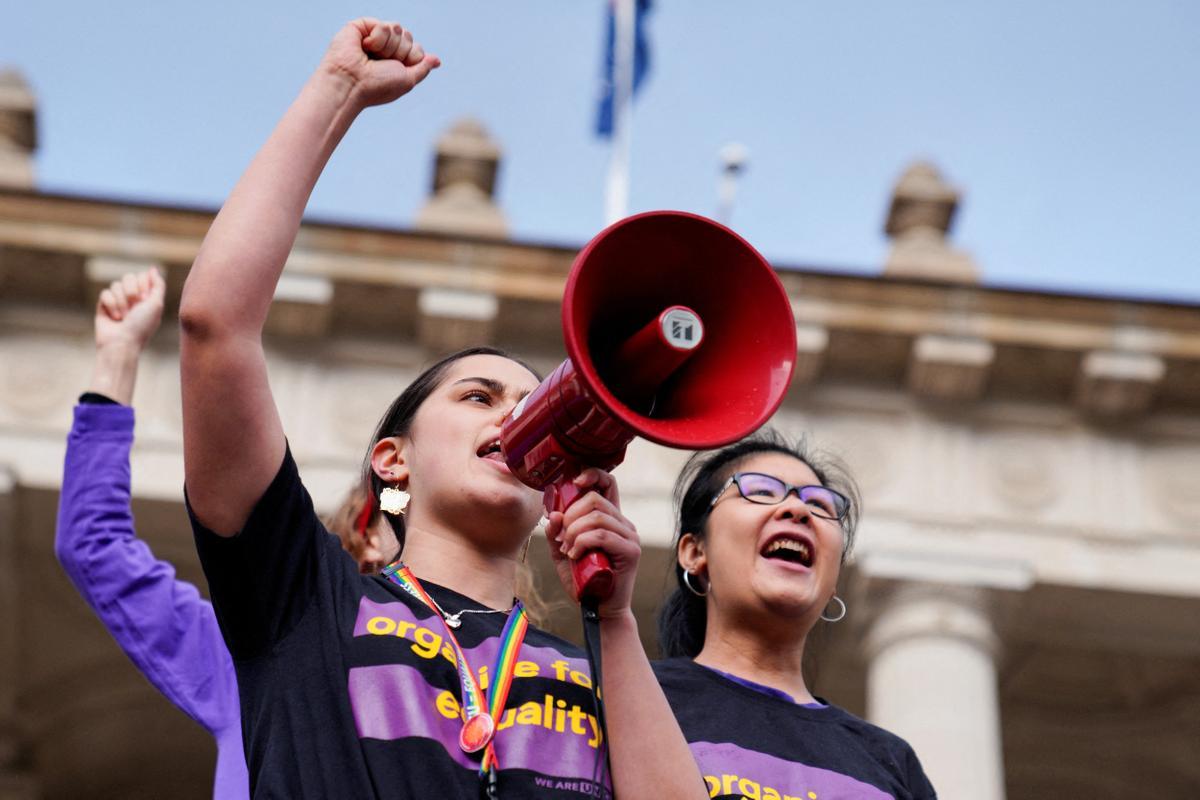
[414,118,508,238]
[0,69,37,189]
[883,161,978,283]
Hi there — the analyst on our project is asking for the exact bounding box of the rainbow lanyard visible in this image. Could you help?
[382,562,529,776]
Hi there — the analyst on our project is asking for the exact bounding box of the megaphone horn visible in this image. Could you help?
[501,211,797,602]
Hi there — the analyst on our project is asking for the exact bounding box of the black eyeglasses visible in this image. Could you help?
[710,472,851,521]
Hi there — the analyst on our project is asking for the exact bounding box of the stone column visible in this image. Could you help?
[864,588,1005,800]
[0,467,39,798]
[0,468,20,768]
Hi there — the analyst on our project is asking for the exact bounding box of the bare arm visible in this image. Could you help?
[596,613,706,800]
[548,473,708,800]
[179,19,439,535]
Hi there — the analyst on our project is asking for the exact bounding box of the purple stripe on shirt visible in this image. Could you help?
[353,596,593,682]
[689,740,894,799]
[348,596,606,781]
[348,663,605,778]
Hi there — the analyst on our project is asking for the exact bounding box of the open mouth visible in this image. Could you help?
[761,536,814,568]
[477,438,504,461]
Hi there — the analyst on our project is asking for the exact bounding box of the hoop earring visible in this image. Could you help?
[820,595,847,623]
[682,570,709,597]
[379,486,410,516]
[520,534,533,563]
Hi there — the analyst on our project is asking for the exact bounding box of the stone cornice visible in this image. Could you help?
[0,188,575,294]
[2,188,1197,415]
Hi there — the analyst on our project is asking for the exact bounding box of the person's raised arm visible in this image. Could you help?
[179,19,439,535]
[58,269,241,738]
[547,471,709,800]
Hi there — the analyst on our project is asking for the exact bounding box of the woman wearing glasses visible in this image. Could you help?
[652,432,937,799]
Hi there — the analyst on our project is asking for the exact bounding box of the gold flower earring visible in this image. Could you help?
[379,485,411,516]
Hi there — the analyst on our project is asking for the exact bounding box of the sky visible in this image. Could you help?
[2,1,1198,302]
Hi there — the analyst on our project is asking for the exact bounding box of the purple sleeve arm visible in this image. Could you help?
[55,404,241,737]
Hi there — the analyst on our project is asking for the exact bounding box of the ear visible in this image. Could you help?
[677,532,707,576]
[370,436,410,487]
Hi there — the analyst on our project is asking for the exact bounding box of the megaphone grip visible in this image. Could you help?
[573,553,616,603]
[546,482,616,603]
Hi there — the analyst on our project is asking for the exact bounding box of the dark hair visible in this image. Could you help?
[359,346,542,555]
[656,428,861,659]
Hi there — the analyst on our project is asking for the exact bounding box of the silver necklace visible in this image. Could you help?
[428,595,510,629]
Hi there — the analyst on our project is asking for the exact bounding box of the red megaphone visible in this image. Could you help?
[501,211,796,602]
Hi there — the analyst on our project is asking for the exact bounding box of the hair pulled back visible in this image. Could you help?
[656,428,861,659]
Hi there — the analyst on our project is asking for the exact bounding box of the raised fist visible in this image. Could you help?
[322,18,441,108]
[95,267,165,353]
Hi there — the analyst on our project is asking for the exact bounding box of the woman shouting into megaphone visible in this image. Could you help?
[179,18,709,799]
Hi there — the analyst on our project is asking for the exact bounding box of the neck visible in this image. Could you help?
[694,614,814,703]
[399,520,521,611]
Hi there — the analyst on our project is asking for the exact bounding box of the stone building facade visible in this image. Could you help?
[1,72,1198,798]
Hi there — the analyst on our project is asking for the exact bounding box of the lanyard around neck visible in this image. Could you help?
[382,561,529,777]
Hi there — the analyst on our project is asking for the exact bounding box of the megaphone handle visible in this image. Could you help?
[545,481,616,603]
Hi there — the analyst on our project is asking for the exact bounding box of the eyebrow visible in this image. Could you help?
[452,377,533,401]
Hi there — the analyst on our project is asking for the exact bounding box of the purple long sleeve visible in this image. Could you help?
[55,403,249,800]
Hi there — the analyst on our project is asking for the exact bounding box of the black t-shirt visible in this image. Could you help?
[190,448,612,799]
[653,658,936,800]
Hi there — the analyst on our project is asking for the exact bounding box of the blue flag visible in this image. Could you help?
[595,0,653,137]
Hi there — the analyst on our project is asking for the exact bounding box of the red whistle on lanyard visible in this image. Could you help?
[499,211,797,603]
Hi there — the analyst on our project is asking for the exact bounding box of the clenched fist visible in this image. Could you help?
[321,18,441,109]
[95,267,165,353]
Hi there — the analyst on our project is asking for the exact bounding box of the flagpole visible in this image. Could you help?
[605,0,636,224]
[717,142,749,226]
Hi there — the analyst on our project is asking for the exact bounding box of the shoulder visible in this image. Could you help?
[819,704,934,789]
[651,657,733,704]
[651,656,702,684]
[189,443,313,545]
[822,704,918,752]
